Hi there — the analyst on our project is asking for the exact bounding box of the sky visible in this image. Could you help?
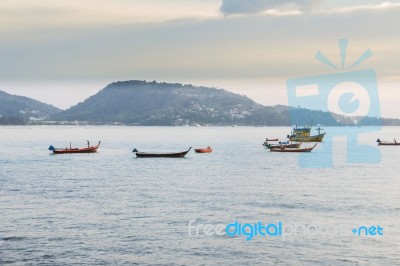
[0,0,399,117]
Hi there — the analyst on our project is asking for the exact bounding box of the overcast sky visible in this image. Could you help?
[0,0,399,117]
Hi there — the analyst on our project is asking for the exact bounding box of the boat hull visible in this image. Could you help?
[288,133,325,142]
[50,141,101,154]
[134,147,191,158]
[378,142,400,146]
[269,143,317,152]
[195,148,212,153]
[53,148,98,154]
[263,142,301,149]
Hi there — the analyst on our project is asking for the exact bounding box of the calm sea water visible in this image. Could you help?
[0,126,399,265]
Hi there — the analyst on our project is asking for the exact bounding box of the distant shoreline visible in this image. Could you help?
[0,124,395,127]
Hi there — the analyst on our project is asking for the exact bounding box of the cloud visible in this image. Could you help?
[1,1,400,116]
[0,0,220,32]
[1,0,399,85]
[322,1,400,14]
[220,0,400,16]
[220,0,324,15]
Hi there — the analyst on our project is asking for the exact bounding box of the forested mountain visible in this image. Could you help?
[54,80,394,126]
[2,81,399,126]
[54,80,284,125]
[0,90,61,125]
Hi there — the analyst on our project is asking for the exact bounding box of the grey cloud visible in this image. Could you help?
[0,6,399,82]
[220,0,324,15]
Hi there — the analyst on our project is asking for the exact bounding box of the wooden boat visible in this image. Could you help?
[195,146,212,153]
[265,138,279,142]
[133,147,191,158]
[269,143,317,152]
[264,141,301,149]
[288,134,324,142]
[49,141,101,154]
[287,126,325,142]
[377,138,400,146]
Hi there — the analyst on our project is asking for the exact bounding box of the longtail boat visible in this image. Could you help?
[287,126,325,142]
[269,143,317,153]
[377,138,400,146]
[264,141,301,149]
[49,141,101,154]
[195,146,212,153]
[263,138,301,148]
[133,147,191,158]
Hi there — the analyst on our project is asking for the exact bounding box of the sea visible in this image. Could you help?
[0,126,399,265]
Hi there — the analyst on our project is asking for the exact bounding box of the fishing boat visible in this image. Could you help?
[195,146,212,153]
[263,140,301,149]
[287,125,325,142]
[269,143,317,152]
[133,147,192,158]
[377,138,400,146]
[49,141,101,154]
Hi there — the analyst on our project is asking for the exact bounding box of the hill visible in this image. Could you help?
[53,80,396,126]
[55,80,281,125]
[0,90,61,125]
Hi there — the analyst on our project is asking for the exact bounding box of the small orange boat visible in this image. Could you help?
[195,146,212,153]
